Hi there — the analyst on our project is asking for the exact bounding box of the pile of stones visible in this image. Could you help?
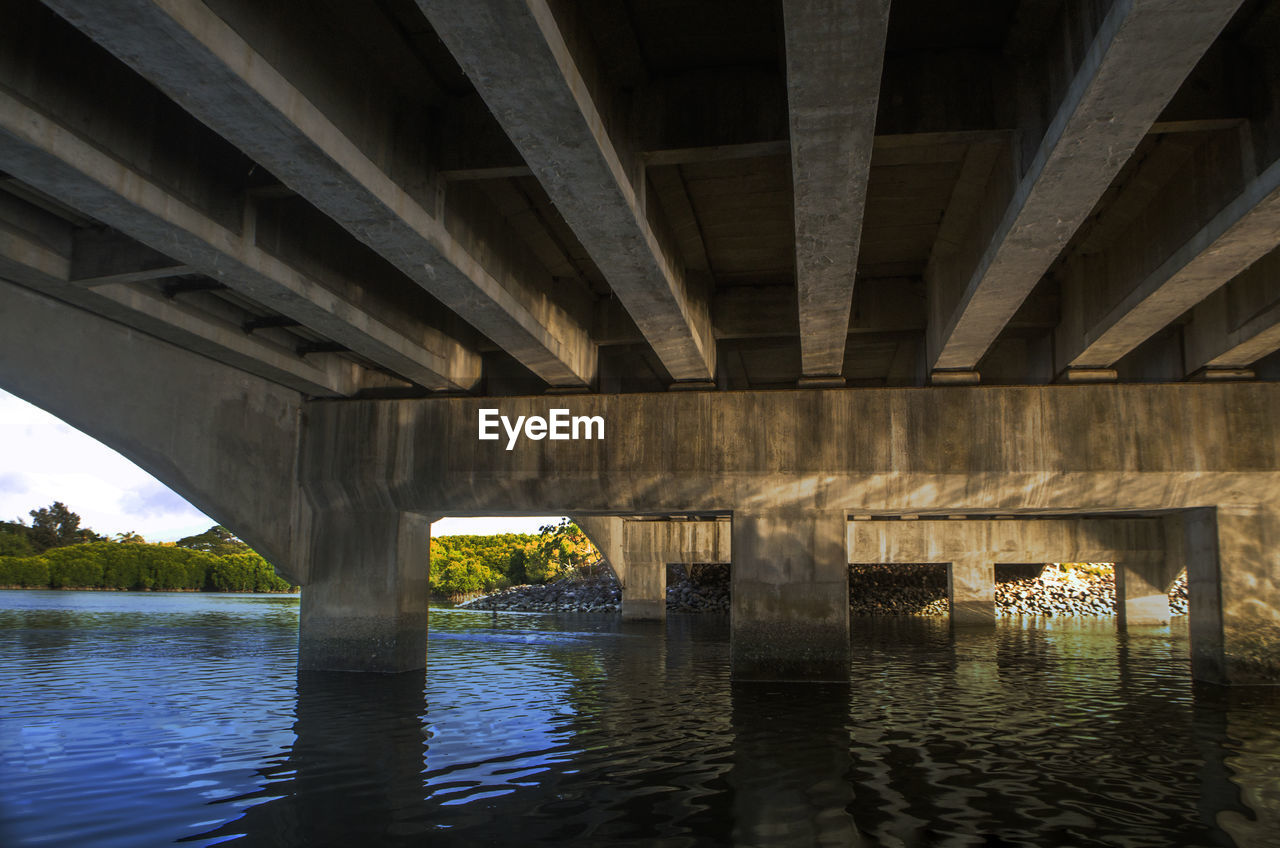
[459,562,1191,619]
[667,564,730,612]
[996,564,1115,616]
[1168,572,1189,615]
[457,575,620,613]
[848,564,949,615]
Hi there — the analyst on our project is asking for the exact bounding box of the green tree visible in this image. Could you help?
[115,530,146,544]
[28,502,102,552]
[0,522,35,557]
[175,525,250,556]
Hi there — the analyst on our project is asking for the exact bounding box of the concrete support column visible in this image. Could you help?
[621,560,667,621]
[948,556,995,625]
[1186,506,1280,685]
[731,508,849,681]
[1115,562,1174,627]
[299,510,432,673]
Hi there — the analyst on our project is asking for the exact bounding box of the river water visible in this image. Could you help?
[2,590,1279,847]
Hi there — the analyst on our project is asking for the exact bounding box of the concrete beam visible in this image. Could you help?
[418,0,716,384]
[1183,246,1280,373]
[1060,158,1280,371]
[0,86,479,392]
[45,0,594,389]
[783,0,891,379]
[68,228,190,286]
[301,385,1280,517]
[0,217,377,397]
[927,0,1242,375]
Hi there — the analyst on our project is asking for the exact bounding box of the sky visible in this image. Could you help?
[0,388,562,542]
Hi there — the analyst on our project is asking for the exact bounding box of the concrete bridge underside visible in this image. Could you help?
[1,0,1279,683]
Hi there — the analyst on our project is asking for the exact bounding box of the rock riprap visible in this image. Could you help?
[458,576,620,612]
[457,563,1191,617]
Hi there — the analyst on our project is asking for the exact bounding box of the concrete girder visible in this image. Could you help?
[0,213,387,398]
[1183,247,1280,373]
[926,0,1243,378]
[783,0,891,380]
[417,0,717,385]
[1057,162,1280,373]
[0,86,479,393]
[42,0,594,390]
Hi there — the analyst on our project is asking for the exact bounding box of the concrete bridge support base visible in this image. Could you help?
[298,511,432,674]
[1115,561,1178,627]
[948,557,996,625]
[621,561,666,621]
[1187,507,1280,685]
[731,509,849,681]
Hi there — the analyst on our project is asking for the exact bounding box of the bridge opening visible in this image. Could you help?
[848,563,949,616]
[666,563,730,613]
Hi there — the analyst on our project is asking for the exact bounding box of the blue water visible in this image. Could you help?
[1,590,1279,846]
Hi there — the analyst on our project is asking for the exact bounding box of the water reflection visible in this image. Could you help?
[3,593,1280,847]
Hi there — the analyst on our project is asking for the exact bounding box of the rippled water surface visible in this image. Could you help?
[2,590,1280,847]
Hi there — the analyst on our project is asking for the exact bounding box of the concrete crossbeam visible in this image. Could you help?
[301,386,1280,517]
[68,228,191,286]
[45,0,594,389]
[418,0,716,384]
[0,220,376,397]
[0,87,477,392]
[927,0,1243,374]
[783,0,891,379]
[1061,158,1280,371]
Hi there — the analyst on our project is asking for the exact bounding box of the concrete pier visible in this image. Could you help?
[949,557,996,626]
[1186,507,1280,685]
[731,510,849,681]
[299,511,432,673]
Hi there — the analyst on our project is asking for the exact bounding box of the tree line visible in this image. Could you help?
[0,502,295,592]
[0,503,598,597]
[430,519,598,599]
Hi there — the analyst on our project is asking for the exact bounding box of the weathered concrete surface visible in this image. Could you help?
[302,386,1280,517]
[44,0,594,388]
[299,511,431,673]
[0,279,309,582]
[0,83,474,393]
[418,0,714,384]
[1115,517,1185,627]
[1184,506,1280,684]
[949,556,996,625]
[617,519,731,620]
[927,0,1242,374]
[731,510,848,681]
[783,0,890,379]
[848,516,1167,626]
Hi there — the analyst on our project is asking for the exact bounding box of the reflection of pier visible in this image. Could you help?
[1,0,1279,681]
